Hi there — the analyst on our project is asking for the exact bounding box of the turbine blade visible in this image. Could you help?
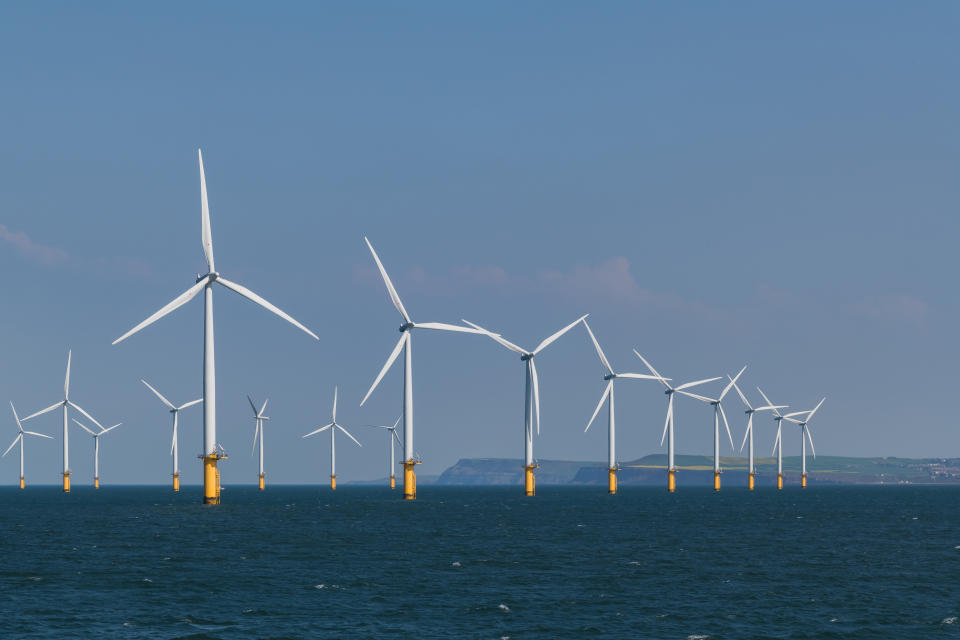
[21,401,63,422]
[661,395,673,447]
[530,359,541,436]
[533,314,588,355]
[198,148,215,273]
[756,387,781,417]
[259,398,269,416]
[393,429,403,447]
[303,423,334,438]
[364,237,411,324]
[462,320,526,354]
[730,377,752,410]
[582,320,613,375]
[251,420,260,455]
[615,373,664,380]
[772,426,781,457]
[336,424,362,447]
[64,350,71,398]
[632,351,670,389]
[71,418,96,436]
[100,423,122,434]
[675,377,721,391]
[170,426,177,456]
[719,366,746,401]
[247,395,259,415]
[23,431,51,439]
[2,434,20,457]
[67,402,103,430]
[332,386,338,423]
[754,404,787,412]
[360,333,406,407]
[141,379,176,410]
[719,403,734,450]
[677,390,713,403]
[806,425,816,458]
[114,280,207,345]
[806,397,826,423]
[9,402,23,432]
[178,398,203,410]
[414,322,482,334]
[217,277,319,341]
[740,414,752,452]
[585,381,612,432]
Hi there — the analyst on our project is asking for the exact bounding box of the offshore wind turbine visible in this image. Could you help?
[141,380,202,491]
[3,403,52,489]
[113,150,318,504]
[21,350,103,493]
[73,420,122,489]
[304,387,361,490]
[464,315,587,496]
[247,396,270,490]
[360,237,481,500]
[756,387,789,490]
[675,367,746,491]
[633,351,721,492]
[730,379,786,490]
[784,397,825,488]
[581,320,663,495]
[364,417,402,489]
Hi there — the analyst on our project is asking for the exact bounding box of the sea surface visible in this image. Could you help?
[0,485,958,639]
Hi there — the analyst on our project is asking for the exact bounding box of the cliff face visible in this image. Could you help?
[437,458,604,485]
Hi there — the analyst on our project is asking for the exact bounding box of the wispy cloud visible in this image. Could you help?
[0,224,69,265]
[849,294,929,326]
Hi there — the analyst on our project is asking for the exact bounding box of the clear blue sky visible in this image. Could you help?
[0,2,956,484]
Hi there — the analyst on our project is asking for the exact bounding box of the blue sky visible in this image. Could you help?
[0,2,956,484]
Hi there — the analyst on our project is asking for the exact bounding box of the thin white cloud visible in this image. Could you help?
[0,224,69,265]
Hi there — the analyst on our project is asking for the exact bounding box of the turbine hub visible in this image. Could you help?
[520,353,533,361]
[603,374,616,381]
[399,322,414,332]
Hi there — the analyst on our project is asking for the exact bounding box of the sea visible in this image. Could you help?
[0,485,958,639]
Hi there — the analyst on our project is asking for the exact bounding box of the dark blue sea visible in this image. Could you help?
[1,485,958,639]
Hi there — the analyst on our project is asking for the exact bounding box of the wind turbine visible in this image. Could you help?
[581,320,663,495]
[784,397,826,488]
[304,387,361,490]
[756,387,789,490]
[141,380,202,492]
[633,351,721,492]
[73,419,122,489]
[113,150,319,505]
[730,379,786,490]
[3,402,52,489]
[247,396,270,490]
[463,315,587,496]
[21,350,103,493]
[360,237,481,500]
[364,417,402,489]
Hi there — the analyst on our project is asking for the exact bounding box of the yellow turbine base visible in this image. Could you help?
[173,473,180,492]
[713,471,721,491]
[94,477,100,490]
[259,473,265,491]
[524,465,538,496]
[63,471,71,493]
[608,468,617,495]
[390,474,396,490]
[19,476,24,490]
[667,469,676,493]
[801,473,807,488]
[203,455,224,505]
[331,475,337,490]
[403,461,418,500]
[777,473,783,490]
[748,473,755,491]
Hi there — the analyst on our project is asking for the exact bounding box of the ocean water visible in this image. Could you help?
[0,485,958,639]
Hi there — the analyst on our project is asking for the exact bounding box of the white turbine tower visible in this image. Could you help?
[304,387,361,490]
[581,320,663,495]
[113,150,318,504]
[784,397,826,488]
[73,419,122,489]
[141,380,202,492]
[730,379,786,490]
[633,351,721,492]
[363,417,402,489]
[756,387,789,490]
[463,315,587,496]
[247,396,270,490]
[360,237,481,500]
[21,350,103,493]
[3,402,52,489]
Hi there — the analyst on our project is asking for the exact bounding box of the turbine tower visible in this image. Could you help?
[756,387,788,490]
[784,397,825,488]
[21,350,103,492]
[464,315,587,496]
[360,237,481,500]
[141,380,202,491]
[73,420,122,489]
[730,379,786,490]
[113,150,319,504]
[364,417,402,489]
[3,402,52,489]
[675,367,745,491]
[304,386,361,490]
[633,351,720,492]
[247,396,270,490]
[581,320,663,495]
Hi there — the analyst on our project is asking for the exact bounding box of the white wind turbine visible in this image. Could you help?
[756,387,789,490]
[21,350,103,493]
[363,417,402,489]
[3,402,52,489]
[633,351,721,492]
[784,397,826,488]
[72,419,122,489]
[247,396,270,490]
[581,320,663,495]
[304,386,361,490]
[675,366,746,491]
[360,237,481,500]
[113,150,318,504]
[463,315,587,496]
[141,380,202,492]
[730,378,786,490]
